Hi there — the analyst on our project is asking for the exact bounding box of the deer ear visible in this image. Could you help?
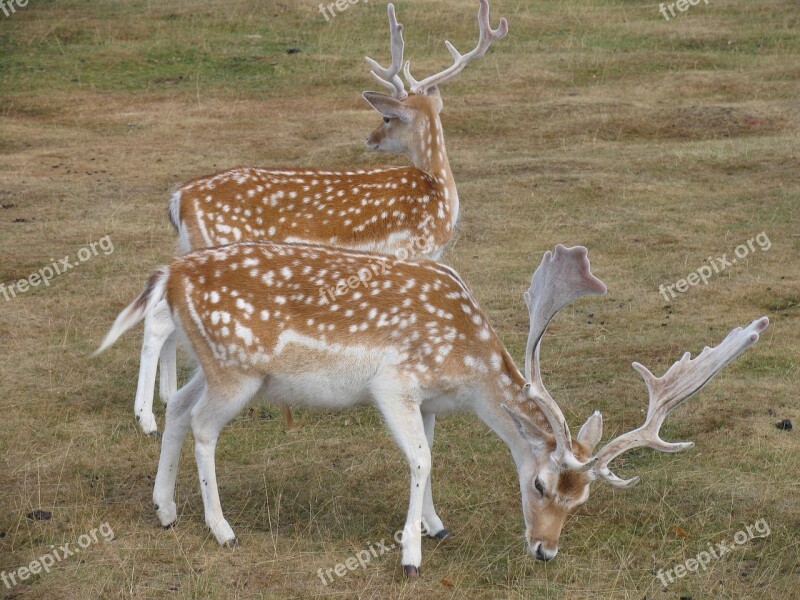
[501,404,553,453]
[577,411,603,453]
[362,91,416,122]
[426,86,444,112]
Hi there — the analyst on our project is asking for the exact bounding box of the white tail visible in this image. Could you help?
[98,242,767,574]
[94,269,167,356]
[132,0,509,435]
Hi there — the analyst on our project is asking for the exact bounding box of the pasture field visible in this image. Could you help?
[0,0,798,598]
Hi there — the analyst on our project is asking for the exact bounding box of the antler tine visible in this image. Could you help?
[523,245,607,471]
[403,0,509,95]
[364,3,408,99]
[592,316,770,488]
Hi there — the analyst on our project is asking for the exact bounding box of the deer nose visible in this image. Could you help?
[532,541,558,562]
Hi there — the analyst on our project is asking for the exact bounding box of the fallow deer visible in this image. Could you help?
[96,242,768,575]
[134,0,509,435]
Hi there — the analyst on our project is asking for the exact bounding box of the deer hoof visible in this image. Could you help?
[156,502,177,527]
[138,412,159,436]
[403,565,421,578]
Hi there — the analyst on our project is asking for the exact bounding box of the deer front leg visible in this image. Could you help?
[158,329,178,406]
[421,411,448,539]
[375,395,430,578]
[135,299,175,435]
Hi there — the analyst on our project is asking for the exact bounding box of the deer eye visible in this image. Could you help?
[383,117,391,123]
[534,477,545,497]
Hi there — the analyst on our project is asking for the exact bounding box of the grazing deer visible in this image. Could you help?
[133,0,509,435]
[96,242,768,575]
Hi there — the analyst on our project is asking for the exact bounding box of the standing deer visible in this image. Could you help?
[134,0,509,435]
[96,242,768,575]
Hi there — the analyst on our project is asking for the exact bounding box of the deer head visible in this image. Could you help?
[503,245,769,561]
[362,1,508,163]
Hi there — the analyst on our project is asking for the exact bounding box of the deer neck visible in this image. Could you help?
[409,115,459,228]
[469,349,538,468]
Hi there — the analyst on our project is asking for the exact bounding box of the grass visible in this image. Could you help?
[1,0,798,598]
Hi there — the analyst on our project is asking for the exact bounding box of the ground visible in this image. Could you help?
[0,0,798,598]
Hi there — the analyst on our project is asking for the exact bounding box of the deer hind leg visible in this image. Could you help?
[374,394,431,577]
[421,411,448,539]
[191,375,262,546]
[281,406,296,431]
[135,299,175,435]
[153,371,205,528]
[158,328,178,406]
[253,387,296,431]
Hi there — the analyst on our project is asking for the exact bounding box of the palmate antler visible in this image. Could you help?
[522,245,607,471]
[590,316,770,487]
[515,246,769,487]
[365,1,508,98]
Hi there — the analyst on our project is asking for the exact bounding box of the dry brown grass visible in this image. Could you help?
[1,0,798,598]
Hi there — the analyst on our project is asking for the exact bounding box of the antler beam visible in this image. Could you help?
[403,0,508,95]
[523,244,607,470]
[591,316,770,487]
[364,3,408,99]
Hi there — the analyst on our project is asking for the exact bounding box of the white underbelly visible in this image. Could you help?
[258,333,390,408]
[261,370,374,409]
